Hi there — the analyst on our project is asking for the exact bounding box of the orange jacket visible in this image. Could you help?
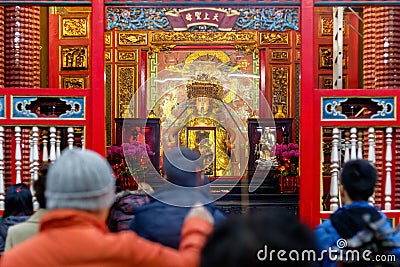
[0,209,212,267]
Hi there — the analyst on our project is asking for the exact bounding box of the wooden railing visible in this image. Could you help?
[0,125,85,210]
[326,126,399,213]
[0,87,92,211]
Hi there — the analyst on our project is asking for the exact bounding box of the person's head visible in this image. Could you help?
[201,210,318,267]
[3,183,33,218]
[340,159,376,202]
[34,163,50,209]
[163,147,203,187]
[45,148,115,219]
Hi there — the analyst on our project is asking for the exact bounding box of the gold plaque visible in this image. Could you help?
[296,33,301,46]
[117,66,136,117]
[271,50,289,60]
[118,51,137,62]
[105,51,111,62]
[62,18,88,37]
[61,46,88,70]
[105,32,112,47]
[259,32,289,45]
[62,77,86,89]
[321,17,333,36]
[118,33,148,46]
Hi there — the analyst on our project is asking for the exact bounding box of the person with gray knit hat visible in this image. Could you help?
[1,148,214,267]
[45,149,115,211]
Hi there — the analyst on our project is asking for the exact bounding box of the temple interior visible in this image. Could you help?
[1,1,400,226]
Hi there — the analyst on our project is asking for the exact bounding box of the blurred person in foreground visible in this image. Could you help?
[130,146,226,249]
[0,148,213,267]
[5,164,49,250]
[0,183,33,254]
[201,210,318,267]
[314,159,400,267]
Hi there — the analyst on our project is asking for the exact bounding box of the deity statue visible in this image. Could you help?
[165,74,234,176]
[256,126,276,167]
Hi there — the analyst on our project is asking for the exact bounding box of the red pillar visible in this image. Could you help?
[300,0,320,227]
[90,0,106,155]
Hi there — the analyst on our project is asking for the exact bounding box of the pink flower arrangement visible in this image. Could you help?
[271,143,299,177]
[107,141,155,189]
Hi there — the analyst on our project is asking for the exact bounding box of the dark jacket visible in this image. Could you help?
[107,191,150,232]
[0,215,30,254]
[314,201,400,267]
[130,187,226,249]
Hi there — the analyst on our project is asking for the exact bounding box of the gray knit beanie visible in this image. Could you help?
[45,148,115,211]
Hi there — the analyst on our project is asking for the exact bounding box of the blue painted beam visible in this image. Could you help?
[105,1,301,7]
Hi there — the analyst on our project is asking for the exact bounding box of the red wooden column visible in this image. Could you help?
[4,6,40,88]
[300,0,320,227]
[364,6,400,88]
[90,0,106,155]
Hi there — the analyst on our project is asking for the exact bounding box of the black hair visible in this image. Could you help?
[3,183,34,218]
[201,210,318,267]
[340,159,376,201]
[34,163,49,209]
[162,147,203,187]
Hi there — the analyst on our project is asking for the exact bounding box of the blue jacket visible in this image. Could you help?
[0,215,30,254]
[130,187,226,249]
[314,201,400,267]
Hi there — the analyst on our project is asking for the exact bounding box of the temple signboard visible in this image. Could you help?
[165,8,240,31]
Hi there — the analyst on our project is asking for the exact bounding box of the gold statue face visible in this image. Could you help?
[196,97,210,115]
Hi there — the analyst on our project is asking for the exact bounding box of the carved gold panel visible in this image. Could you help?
[56,7,91,14]
[61,76,87,89]
[319,75,347,89]
[151,31,256,43]
[296,33,301,46]
[320,15,346,37]
[148,31,257,55]
[62,18,88,37]
[320,17,333,36]
[105,32,112,47]
[319,47,333,69]
[319,75,333,89]
[271,66,289,115]
[117,66,137,117]
[259,32,289,45]
[296,50,301,61]
[117,50,137,62]
[61,46,88,70]
[105,50,111,63]
[319,46,348,69]
[270,50,289,60]
[322,162,331,176]
[118,33,148,46]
